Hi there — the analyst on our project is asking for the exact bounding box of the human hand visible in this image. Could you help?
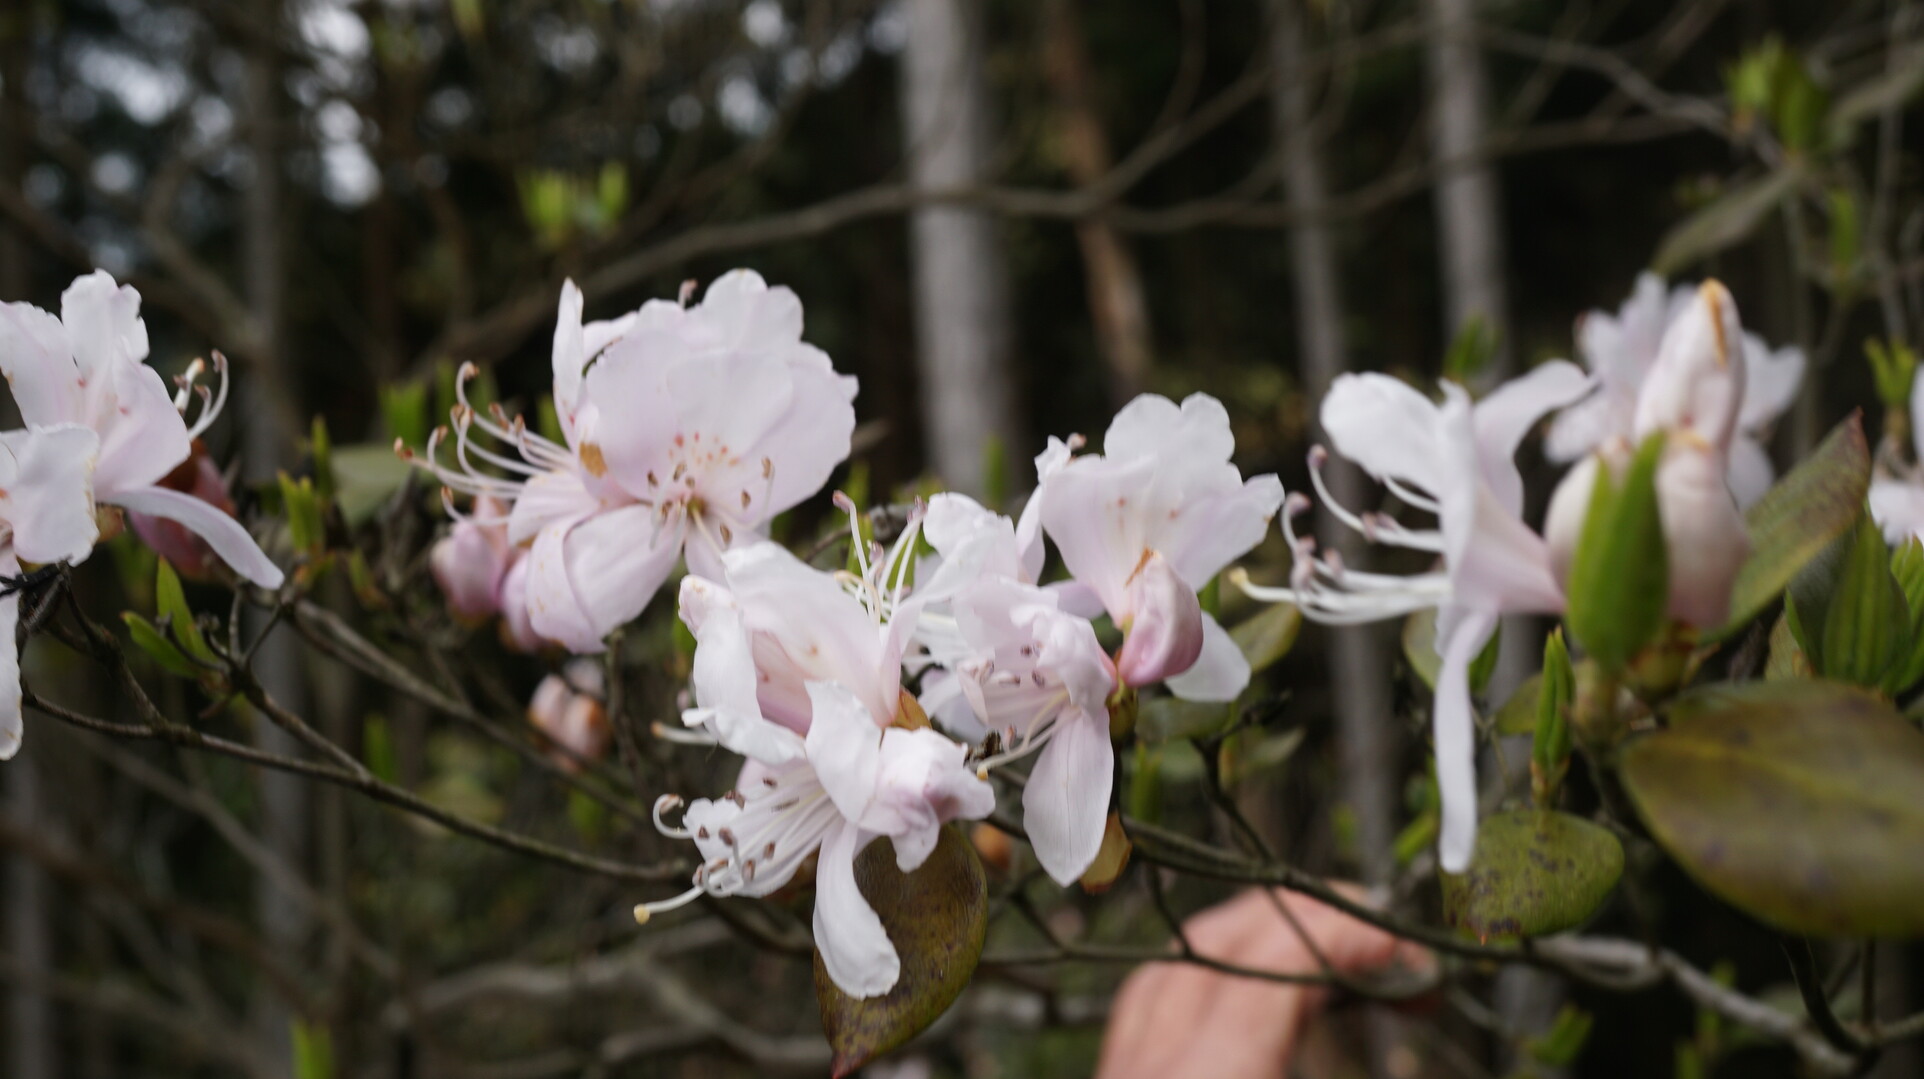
[1093,885,1433,1079]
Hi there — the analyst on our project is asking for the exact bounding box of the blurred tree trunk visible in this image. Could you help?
[898,0,1017,496]
[2,12,54,1079]
[1270,6,1409,1071]
[1267,0,1397,887]
[1042,0,1152,406]
[243,5,309,1072]
[1423,0,1510,377]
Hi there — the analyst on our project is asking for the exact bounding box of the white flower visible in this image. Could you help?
[1033,393,1284,701]
[1546,282,1752,628]
[407,271,857,654]
[1237,362,1591,871]
[0,425,108,759]
[913,494,1118,885]
[1546,272,1804,507]
[0,271,284,588]
[641,508,994,998]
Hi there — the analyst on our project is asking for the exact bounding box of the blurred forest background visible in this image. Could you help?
[2,0,1921,1077]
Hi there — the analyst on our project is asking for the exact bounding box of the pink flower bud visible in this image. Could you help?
[1115,550,1204,687]
[128,441,236,581]
[431,497,514,624]
[1634,280,1747,453]
[497,555,544,654]
[1655,439,1749,628]
[526,660,610,771]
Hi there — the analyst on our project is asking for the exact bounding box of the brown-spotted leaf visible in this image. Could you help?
[1442,809,1623,942]
[1621,680,1924,937]
[1716,415,1869,637]
[814,825,987,1076]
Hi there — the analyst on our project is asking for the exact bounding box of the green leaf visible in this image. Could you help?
[1886,538,1924,693]
[814,826,987,1077]
[1653,169,1801,275]
[1403,608,1442,690]
[1493,673,1543,736]
[379,379,430,451]
[1811,516,1910,688]
[1229,601,1301,676]
[1621,680,1924,937]
[1718,415,1871,636]
[1764,612,1811,681]
[123,612,200,679]
[154,559,217,665]
[1566,433,1668,671]
[1533,629,1575,799]
[330,445,414,527]
[1440,809,1624,941]
[292,1020,334,1079]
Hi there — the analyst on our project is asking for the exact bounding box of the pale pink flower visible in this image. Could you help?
[526,659,610,770]
[913,494,1118,885]
[642,511,994,998]
[127,441,236,581]
[407,271,856,654]
[0,271,283,588]
[0,424,114,759]
[1872,369,1924,543]
[1238,362,1591,871]
[1034,393,1285,702]
[429,495,518,623]
[1547,272,1804,507]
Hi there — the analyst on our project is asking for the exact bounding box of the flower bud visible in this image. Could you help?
[1633,280,1747,452]
[526,659,610,771]
[128,441,237,581]
[1544,441,1627,590]
[1655,438,1750,628]
[1115,550,1204,687]
[431,498,514,623]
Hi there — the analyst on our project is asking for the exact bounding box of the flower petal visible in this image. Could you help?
[1435,607,1498,873]
[0,425,100,566]
[60,271,148,385]
[1471,360,1591,516]
[1725,434,1776,510]
[107,485,283,588]
[1872,479,1924,544]
[805,680,884,824]
[0,550,19,761]
[812,820,899,999]
[1022,708,1113,885]
[1320,373,1444,495]
[0,299,81,426]
[1164,612,1250,702]
[680,578,805,764]
[558,502,685,642]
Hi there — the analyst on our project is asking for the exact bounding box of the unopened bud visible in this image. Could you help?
[1654,440,1750,628]
[497,556,544,654]
[1115,551,1204,687]
[1634,280,1747,452]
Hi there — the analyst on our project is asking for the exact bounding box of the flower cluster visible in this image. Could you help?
[1239,277,1781,872]
[0,272,283,760]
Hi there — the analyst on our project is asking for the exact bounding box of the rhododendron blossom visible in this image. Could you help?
[1033,393,1284,702]
[642,508,996,998]
[408,270,856,653]
[0,271,283,589]
[1238,361,1591,871]
[915,494,1118,884]
[0,424,108,759]
[1546,272,1804,507]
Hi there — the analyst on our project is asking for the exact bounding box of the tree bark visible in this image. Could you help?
[898,0,1018,497]
[1423,0,1510,377]
[1042,0,1153,406]
[243,5,310,1071]
[1267,0,1397,889]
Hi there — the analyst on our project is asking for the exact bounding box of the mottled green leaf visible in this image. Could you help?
[815,826,987,1076]
[1653,168,1801,275]
[1441,809,1624,941]
[1807,515,1911,688]
[1230,601,1302,676]
[1718,415,1871,636]
[1622,680,1924,937]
